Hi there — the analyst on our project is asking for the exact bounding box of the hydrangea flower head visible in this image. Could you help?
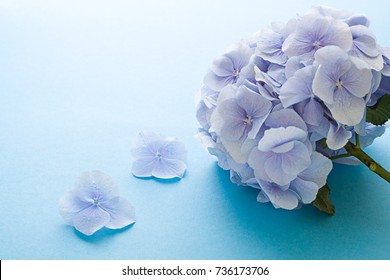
[196,5,388,211]
[59,171,136,236]
[131,131,187,179]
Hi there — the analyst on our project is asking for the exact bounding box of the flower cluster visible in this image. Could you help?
[196,5,388,210]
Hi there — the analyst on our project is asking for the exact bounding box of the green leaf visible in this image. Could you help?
[320,138,327,149]
[313,184,335,215]
[366,94,390,126]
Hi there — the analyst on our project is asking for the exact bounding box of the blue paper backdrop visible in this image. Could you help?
[0,0,389,259]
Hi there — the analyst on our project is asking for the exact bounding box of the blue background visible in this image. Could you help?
[0,0,389,259]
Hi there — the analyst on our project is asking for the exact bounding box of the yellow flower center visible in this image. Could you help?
[336,80,343,89]
[244,116,253,124]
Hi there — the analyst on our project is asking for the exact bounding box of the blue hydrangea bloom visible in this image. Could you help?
[217,85,272,141]
[349,25,383,71]
[312,46,372,126]
[248,109,332,209]
[59,171,136,236]
[195,5,388,211]
[255,21,294,65]
[282,14,352,63]
[131,131,187,179]
[204,42,253,91]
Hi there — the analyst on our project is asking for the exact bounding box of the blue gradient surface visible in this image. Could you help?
[0,0,389,259]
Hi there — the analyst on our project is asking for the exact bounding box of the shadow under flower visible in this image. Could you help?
[73,223,135,244]
[212,163,331,224]
[132,174,184,185]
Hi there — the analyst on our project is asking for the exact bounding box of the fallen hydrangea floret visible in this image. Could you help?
[131,131,187,179]
[196,5,390,213]
[59,171,136,235]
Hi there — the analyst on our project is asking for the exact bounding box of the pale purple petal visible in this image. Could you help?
[266,63,287,86]
[75,171,119,204]
[345,14,370,27]
[221,136,258,164]
[229,162,255,186]
[259,180,299,210]
[258,126,307,152]
[248,114,268,139]
[196,101,212,130]
[219,99,246,132]
[248,148,273,182]
[358,123,386,148]
[102,197,136,230]
[380,47,390,76]
[131,157,157,177]
[354,110,366,136]
[204,71,235,91]
[209,146,230,170]
[160,140,187,161]
[307,117,330,142]
[281,141,311,175]
[328,87,366,125]
[195,130,217,151]
[265,109,307,131]
[349,25,380,65]
[256,190,270,203]
[236,86,272,120]
[210,55,234,76]
[73,205,111,236]
[131,131,165,158]
[341,62,372,98]
[284,56,305,79]
[298,152,333,187]
[152,158,187,179]
[302,98,324,126]
[290,177,319,204]
[256,25,288,64]
[224,43,253,70]
[312,65,337,104]
[280,66,316,107]
[314,45,350,66]
[326,123,353,150]
[264,154,297,186]
[59,190,91,225]
[324,18,353,49]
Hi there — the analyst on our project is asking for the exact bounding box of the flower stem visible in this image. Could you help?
[344,141,390,183]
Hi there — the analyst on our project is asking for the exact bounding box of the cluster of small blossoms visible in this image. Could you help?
[196,5,388,210]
